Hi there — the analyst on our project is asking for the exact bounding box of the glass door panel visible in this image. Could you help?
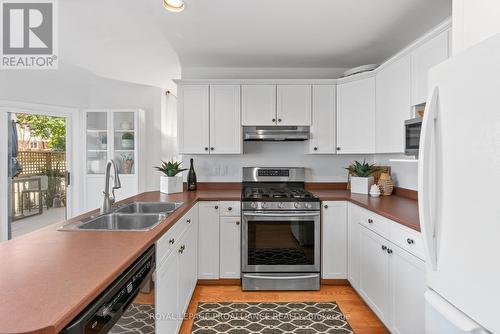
[86,112,108,174]
[113,112,135,175]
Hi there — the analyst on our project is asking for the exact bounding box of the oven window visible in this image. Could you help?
[247,221,315,265]
[406,122,422,150]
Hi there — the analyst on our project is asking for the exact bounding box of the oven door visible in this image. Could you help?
[242,211,321,273]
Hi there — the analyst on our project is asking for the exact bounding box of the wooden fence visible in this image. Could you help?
[18,151,66,176]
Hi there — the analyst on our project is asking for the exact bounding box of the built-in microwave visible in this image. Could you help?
[405,117,422,156]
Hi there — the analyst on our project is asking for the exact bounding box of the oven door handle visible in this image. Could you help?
[242,212,320,217]
[244,274,320,280]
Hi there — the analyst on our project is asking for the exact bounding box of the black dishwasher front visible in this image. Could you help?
[61,245,155,334]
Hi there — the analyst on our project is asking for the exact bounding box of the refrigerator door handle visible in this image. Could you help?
[419,86,439,270]
[425,291,489,333]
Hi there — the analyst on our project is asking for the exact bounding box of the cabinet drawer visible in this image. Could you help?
[389,222,425,260]
[157,210,195,265]
[219,201,240,216]
[359,209,390,239]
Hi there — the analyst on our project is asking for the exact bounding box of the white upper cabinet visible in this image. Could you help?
[241,85,276,126]
[209,85,242,154]
[411,30,450,106]
[276,85,312,126]
[453,1,500,54]
[336,77,376,154]
[178,85,210,154]
[310,85,336,154]
[376,55,411,153]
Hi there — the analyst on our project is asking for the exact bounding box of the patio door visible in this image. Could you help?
[3,105,75,240]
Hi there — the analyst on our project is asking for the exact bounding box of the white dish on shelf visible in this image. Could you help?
[341,64,378,78]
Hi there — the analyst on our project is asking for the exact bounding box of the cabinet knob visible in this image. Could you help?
[169,238,175,245]
[323,204,328,209]
[178,245,185,254]
[314,147,318,151]
[336,147,341,151]
[381,245,387,251]
[210,147,214,151]
[215,205,219,210]
[204,147,209,151]
[387,248,393,254]
[272,118,276,122]
[236,221,240,225]
[368,219,374,224]
[407,238,414,245]
[228,207,232,211]
[278,118,282,123]
[187,219,191,224]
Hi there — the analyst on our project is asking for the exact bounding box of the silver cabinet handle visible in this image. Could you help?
[244,274,319,280]
[243,212,320,217]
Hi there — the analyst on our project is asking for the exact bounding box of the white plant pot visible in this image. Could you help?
[350,176,374,195]
[160,175,183,194]
[121,139,134,149]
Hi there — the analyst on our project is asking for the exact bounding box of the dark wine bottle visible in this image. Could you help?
[187,158,197,191]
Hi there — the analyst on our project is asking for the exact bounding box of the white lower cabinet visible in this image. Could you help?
[219,216,241,278]
[390,244,426,334]
[156,204,199,334]
[351,204,426,334]
[359,225,391,326]
[198,201,220,279]
[321,201,347,279]
[347,203,361,289]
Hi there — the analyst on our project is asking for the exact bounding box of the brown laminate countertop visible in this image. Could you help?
[0,189,418,334]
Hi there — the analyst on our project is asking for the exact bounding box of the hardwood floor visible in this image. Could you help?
[179,285,389,334]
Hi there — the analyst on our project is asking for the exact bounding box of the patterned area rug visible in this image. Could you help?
[109,303,155,334]
[190,302,354,334]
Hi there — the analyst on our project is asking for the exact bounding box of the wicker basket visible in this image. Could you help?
[377,172,394,196]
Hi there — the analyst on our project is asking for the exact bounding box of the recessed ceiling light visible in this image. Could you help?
[163,0,185,12]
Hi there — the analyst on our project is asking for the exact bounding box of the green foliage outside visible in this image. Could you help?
[16,114,66,151]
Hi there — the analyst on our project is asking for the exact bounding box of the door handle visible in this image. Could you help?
[244,274,319,280]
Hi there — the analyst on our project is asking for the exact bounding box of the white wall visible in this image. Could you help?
[374,154,418,190]
[182,141,372,183]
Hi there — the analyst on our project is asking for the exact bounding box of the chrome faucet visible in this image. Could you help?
[101,160,122,214]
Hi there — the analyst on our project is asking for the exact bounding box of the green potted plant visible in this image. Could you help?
[345,160,379,194]
[155,159,187,194]
[121,132,134,149]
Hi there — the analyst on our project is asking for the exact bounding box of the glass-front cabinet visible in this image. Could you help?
[84,109,141,211]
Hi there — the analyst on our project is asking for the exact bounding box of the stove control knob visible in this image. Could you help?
[305,203,312,209]
[277,202,285,209]
[250,202,257,209]
[261,202,269,209]
[294,202,301,209]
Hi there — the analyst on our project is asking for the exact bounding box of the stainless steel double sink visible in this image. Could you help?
[59,202,183,231]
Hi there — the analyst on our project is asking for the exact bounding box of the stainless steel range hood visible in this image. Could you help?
[243,126,310,141]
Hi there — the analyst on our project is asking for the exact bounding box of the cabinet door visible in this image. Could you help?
[178,85,210,154]
[155,252,180,334]
[209,85,242,154]
[277,85,311,125]
[389,244,426,334]
[219,217,241,278]
[359,225,390,326]
[337,77,376,153]
[310,85,336,154]
[347,203,361,288]
[241,85,276,126]
[178,225,198,315]
[411,30,450,105]
[321,201,347,279]
[198,201,220,279]
[376,55,411,153]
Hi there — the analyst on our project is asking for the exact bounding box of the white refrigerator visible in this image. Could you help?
[418,34,500,334]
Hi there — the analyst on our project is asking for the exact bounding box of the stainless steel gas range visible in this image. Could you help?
[241,167,321,291]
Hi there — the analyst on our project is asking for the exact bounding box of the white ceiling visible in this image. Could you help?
[157,0,452,69]
[57,0,451,86]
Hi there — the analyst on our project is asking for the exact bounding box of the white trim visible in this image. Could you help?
[0,100,82,240]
